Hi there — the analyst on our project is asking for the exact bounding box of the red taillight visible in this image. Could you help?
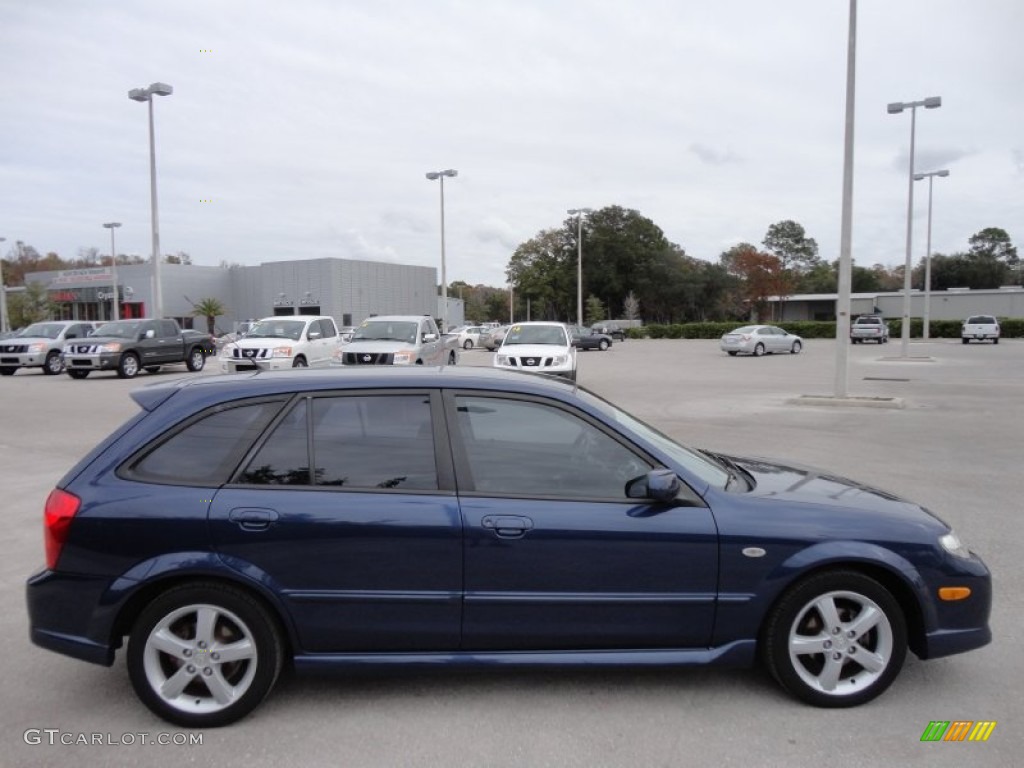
[44,488,80,569]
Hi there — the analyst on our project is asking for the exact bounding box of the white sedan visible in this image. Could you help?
[720,325,803,357]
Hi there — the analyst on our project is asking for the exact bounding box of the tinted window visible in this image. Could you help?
[318,319,337,338]
[239,395,437,490]
[131,401,284,485]
[453,395,651,499]
[159,320,178,338]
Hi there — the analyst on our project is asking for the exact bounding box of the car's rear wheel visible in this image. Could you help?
[66,369,89,379]
[962,338,969,345]
[791,341,802,354]
[727,351,738,356]
[763,570,907,708]
[117,353,140,379]
[753,343,765,357]
[292,356,307,368]
[994,338,999,345]
[44,351,64,375]
[448,350,457,365]
[145,366,162,374]
[127,582,284,728]
[186,347,206,371]
[463,339,473,350]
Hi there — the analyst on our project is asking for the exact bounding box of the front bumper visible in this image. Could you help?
[0,352,45,368]
[219,358,295,373]
[65,353,120,371]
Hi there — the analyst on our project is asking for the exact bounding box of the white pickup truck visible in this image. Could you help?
[961,315,1000,344]
[218,315,341,371]
[333,315,458,366]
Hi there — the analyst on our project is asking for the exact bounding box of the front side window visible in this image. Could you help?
[452,395,651,499]
[239,394,438,490]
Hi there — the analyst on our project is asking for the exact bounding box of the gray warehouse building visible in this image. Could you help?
[23,257,464,332]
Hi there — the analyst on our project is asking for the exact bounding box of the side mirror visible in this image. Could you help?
[142,329,155,340]
[308,331,322,340]
[626,469,681,502]
[423,333,438,342]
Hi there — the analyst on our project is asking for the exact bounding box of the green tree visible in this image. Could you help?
[762,220,821,274]
[190,297,227,335]
[506,229,574,320]
[8,282,54,328]
[968,227,1017,264]
[584,295,606,326]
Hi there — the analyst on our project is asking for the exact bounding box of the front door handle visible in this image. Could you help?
[228,507,279,531]
[481,515,534,539]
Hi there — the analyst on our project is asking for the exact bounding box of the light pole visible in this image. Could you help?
[887,95,941,357]
[102,223,122,320]
[568,208,592,327]
[0,236,8,333]
[834,0,857,398]
[913,169,949,341]
[129,82,173,319]
[425,169,457,332]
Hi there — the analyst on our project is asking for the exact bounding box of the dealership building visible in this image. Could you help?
[21,257,465,332]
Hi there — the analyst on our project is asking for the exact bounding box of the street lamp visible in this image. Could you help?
[102,223,122,321]
[425,169,457,332]
[129,81,173,319]
[0,236,8,333]
[568,208,593,327]
[887,95,941,357]
[913,169,949,341]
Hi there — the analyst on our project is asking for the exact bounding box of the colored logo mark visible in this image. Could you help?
[920,721,996,742]
[200,199,213,203]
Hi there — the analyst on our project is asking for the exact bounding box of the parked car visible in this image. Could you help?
[454,325,486,350]
[26,367,991,726]
[494,322,576,380]
[481,325,510,351]
[850,315,890,344]
[569,325,614,351]
[64,319,214,379]
[0,320,96,376]
[333,315,458,366]
[219,316,341,372]
[591,324,627,341]
[961,315,1000,344]
[720,325,803,357]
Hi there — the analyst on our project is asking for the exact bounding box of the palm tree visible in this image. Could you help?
[191,298,226,336]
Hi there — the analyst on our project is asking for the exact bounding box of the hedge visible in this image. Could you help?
[626,318,1024,340]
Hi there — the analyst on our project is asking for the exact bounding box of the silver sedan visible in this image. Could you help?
[720,325,803,357]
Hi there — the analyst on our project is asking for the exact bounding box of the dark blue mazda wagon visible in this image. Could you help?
[26,367,991,726]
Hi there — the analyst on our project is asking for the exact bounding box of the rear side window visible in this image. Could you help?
[128,401,285,485]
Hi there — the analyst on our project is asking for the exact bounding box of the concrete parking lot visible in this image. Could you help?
[2,338,1021,767]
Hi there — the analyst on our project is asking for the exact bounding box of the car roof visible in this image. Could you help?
[130,366,579,413]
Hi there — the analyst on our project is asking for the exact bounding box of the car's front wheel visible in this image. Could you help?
[66,369,89,379]
[448,350,457,365]
[117,352,140,379]
[127,582,284,728]
[44,351,64,375]
[0,366,16,376]
[763,570,907,708]
[292,356,307,368]
[791,341,802,354]
[598,339,610,351]
[186,347,206,371]
[463,339,473,350]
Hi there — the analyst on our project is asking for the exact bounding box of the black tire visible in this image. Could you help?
[791,341,802,355]
[186,347,206,372]
[0,367,15,376]
[145,366,162,374]
[67,369,89,379]
[448,350,457,365]
[762,570,907,708]
[962,338,969,345]
[598,339,610,351]
[994,338,999,345]
[126,582,284,728]
[463,339,473,350]
[43,351,64,375]
[753,343,765,357]
[727,351,738,356]
[117,352,140,379]
[291,356,307,368]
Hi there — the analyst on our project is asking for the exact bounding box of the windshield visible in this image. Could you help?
[577,389,730,489]
[93,321,141,339]
[244,320,305,341]
[17,322,66,339]
[353,320,419,343]
[503,324,567,346]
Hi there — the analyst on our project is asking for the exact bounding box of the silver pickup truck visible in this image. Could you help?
[333,315,459,366]
[850,315,889,344]
[0,320,97,376]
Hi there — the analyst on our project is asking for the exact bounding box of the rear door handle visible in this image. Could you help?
[481,515,533,539]
[228,507,279,531]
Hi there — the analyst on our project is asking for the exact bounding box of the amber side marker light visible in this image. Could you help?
[938,587,972,601]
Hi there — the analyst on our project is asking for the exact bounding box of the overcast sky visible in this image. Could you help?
[2,1,1022,287]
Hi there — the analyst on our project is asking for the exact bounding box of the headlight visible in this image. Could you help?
[28,342,46,353]
[495,355,510,365]
[940,532,971,559]
[99,342,122,353]
[551,355,567,365]
[393,351,414,365]
[271,347,293,358]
